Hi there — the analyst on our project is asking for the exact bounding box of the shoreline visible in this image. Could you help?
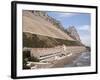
[29,52,82,69]
[50,51,88,68]
[26,50,89,69]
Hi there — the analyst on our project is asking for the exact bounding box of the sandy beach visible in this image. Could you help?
[50,52,84,68]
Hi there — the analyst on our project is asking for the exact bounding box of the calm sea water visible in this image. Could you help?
[65,52,91,67]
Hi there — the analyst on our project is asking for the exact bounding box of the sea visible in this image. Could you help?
[65,51,91,67]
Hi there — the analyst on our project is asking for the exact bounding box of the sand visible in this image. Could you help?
[50,52,82,68]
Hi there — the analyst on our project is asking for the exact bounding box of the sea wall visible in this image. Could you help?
[30,45,64,58]
[30,45,86,59]
[24,45,87,69]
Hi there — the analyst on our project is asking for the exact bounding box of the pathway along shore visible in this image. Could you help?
[50,51,87,68]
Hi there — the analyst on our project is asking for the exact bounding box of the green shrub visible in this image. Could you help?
[23,64,30,69]
[23,51,31,69]
[23,32,83,48]
[28,56,40,62]
[23,51,30,59]
[23,58,30,69]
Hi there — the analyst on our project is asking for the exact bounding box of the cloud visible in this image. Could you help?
[76,25,91,46]
[58,13,75,18]
[80,34,91,46]
[78,25,90,32]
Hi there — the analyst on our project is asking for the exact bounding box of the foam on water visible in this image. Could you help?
[65,52,91,67]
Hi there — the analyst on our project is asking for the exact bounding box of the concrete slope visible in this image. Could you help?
[22,11,74,40]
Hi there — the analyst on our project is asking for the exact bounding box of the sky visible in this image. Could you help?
[47,12,91,46]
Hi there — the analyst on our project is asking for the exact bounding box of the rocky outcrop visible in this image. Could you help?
[23,32,83,48]
[65,26,81,42]
[23,10,74,40]
[23,10,83,46]
[30,11,81,42]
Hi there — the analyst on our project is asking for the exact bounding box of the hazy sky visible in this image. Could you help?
[47,12,91,46]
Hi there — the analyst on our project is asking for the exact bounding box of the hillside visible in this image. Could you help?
[65,26,81,42]
[22,10,84,48]
[23,32,83,48]
[22,10,74,40]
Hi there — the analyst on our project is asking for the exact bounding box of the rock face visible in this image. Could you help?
[23,10,74,41]
[31,11,81,42]
[23,32,83,48]
[65,26,81,42]
[23,10,83,45]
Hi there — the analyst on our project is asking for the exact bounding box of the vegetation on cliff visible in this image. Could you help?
[23,32,83,48]
[23,50,40,69]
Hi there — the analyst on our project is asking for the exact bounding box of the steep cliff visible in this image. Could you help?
[23,10,74,41]
[23,32,83,48]
[65,26,81,42]
[23,10,83,48]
